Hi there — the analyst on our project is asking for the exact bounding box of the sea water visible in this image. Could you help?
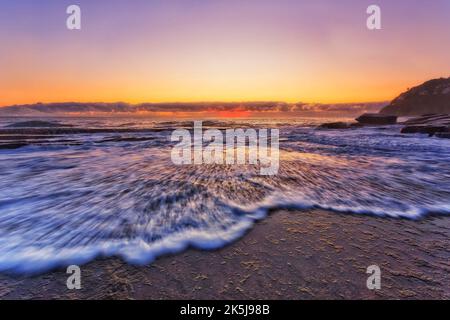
[0,117,449,273]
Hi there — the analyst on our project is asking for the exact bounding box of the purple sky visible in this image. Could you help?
[1,0,449,105]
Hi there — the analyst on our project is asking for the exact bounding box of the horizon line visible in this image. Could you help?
[0,100,390,109]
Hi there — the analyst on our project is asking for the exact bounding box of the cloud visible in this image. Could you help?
[0,101,387,116]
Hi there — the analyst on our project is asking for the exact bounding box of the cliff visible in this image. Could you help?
[380,77,450,116]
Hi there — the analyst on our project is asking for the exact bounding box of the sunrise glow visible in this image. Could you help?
[1,0,450,106]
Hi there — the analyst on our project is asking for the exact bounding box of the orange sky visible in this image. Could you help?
[1,0,449,107]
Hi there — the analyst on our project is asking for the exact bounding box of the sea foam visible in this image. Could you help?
[0,118,449,273]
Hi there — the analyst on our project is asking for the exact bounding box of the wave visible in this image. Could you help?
[0,197,448,274]
[0,119,449,274]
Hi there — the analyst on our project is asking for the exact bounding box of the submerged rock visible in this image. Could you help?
[317,122,351,129]
[350,123,365,128]
[0,142,29,149]
[403,114,450,126]
[97,136,156,143]
[6,121,73,128]
[0,128,166,135]
[401,125,448,135]
[356,113,397,125]
[400,114,450,136]
[436,132,450,139]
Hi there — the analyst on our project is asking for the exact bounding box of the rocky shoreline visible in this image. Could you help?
[319,77,450,138]
[400,114,450,137]
[318,113,450,139]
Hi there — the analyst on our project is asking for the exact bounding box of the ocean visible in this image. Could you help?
[0,117,449,273]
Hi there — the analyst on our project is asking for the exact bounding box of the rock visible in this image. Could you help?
[0,128,165,135]
[403,114,450,126]
[380,77,450,116]
[6,121,73,128]
[0,135,57,141]
[401,125,448,136]
[355,113,397,125]
[97,136,156,143]
[0,142,29,149]
[400,114,450,136]
[317,122,351,129]
[436,132,450,139]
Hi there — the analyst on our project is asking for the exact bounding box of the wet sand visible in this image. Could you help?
[0,209,449,300]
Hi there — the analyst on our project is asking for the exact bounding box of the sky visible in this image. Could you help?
[0,0,449,106]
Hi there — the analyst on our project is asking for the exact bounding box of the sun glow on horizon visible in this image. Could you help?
[1,0,449,107]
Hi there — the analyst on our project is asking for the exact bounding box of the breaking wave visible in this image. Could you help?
[0,118,449,273]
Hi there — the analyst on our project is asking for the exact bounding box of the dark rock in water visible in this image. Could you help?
[356,113,397,125]
[403,114,450,126]
[0,135,58,141]
[400,114,450,136]
[317,121,367,130]
[317,122,351,129]
[436,132,450,139]
[97,136,156,143]
[401,125,448,136]
[0,128,166,135]
[6,121,73,128]
[0,142,29,149]
[380,77,450,116]
[350,122,365,128]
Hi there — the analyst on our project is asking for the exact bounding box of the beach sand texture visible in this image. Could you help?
[1,209,448,300]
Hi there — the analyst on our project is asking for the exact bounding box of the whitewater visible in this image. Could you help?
[0,117,449,273]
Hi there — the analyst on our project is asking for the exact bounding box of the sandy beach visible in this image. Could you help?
[1,209,448,300]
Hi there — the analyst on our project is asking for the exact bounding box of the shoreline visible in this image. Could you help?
[1,209,449,300]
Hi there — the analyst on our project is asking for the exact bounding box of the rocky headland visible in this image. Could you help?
[318,77,450,139]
